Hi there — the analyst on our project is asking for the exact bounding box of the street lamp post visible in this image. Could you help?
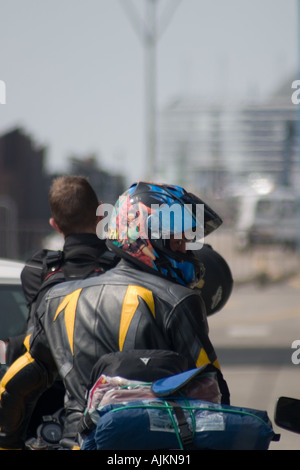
[119,0,181,181]
[144,0,157,180]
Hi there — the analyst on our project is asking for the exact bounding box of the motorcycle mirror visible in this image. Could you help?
[275,396,300,434]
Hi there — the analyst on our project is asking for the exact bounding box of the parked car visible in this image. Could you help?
[0,258,28,378]
[234,187,299,251]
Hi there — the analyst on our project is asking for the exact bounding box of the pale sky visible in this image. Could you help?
[0,0,298,184]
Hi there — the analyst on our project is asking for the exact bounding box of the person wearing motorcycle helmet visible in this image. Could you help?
[0,181,230,449]
[106,181,222,286]
[106,182,233,316]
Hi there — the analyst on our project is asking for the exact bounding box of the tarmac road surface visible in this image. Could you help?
[208,278,300,450]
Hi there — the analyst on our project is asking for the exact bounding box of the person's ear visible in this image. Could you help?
[49,217,63,234]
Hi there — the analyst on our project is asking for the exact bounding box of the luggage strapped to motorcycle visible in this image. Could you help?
[78,349,198,449]
[79,351,279,451]
[88,397,280,450]
[79,399,199,450]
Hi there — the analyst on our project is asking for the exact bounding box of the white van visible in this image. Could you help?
[234,188,299,251]
[0,258,27,378]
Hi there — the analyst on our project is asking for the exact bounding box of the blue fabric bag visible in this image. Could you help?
[81,397,278,450]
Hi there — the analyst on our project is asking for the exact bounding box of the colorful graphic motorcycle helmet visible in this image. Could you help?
[106,181,223,287]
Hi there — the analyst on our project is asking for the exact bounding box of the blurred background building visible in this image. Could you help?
[157,75,299,199]
[0,70,299,260]
[0,128,125,259]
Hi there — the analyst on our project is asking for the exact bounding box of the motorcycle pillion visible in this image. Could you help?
[0,240,284,451]
[1,182,292,451]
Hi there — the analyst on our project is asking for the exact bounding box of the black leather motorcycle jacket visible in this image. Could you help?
[6,233,118,366]
[0,259,229,448]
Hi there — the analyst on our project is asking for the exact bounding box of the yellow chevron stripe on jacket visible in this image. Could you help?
[54,288,82,355]
[0,352,34,398]
[119,286,155,351]
[196,347,221,370]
